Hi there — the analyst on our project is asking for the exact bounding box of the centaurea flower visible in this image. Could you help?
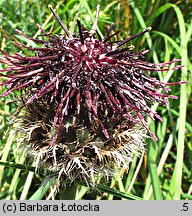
[0,5,185,184]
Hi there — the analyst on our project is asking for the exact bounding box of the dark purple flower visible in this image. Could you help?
[0,4,185,145]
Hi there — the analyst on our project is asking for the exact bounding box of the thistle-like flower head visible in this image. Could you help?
[0,5,184,144]
[0,4,186,186]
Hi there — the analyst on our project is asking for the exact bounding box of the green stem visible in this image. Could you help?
[59,182,78,200]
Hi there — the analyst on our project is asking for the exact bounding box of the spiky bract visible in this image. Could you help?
[18,99,146,184]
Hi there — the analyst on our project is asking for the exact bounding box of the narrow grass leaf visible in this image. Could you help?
[29,178,56,200]
[97,184,143,200]
[166,3,188,200]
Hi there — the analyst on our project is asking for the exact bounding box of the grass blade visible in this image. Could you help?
[97,184,143,200]
[165,4,188,200]
[29,178,56,200]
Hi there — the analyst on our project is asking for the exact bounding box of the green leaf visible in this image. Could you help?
[97,184,143,200]
[29,178,56,200]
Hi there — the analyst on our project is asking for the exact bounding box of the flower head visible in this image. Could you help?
[0,5,185,185]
